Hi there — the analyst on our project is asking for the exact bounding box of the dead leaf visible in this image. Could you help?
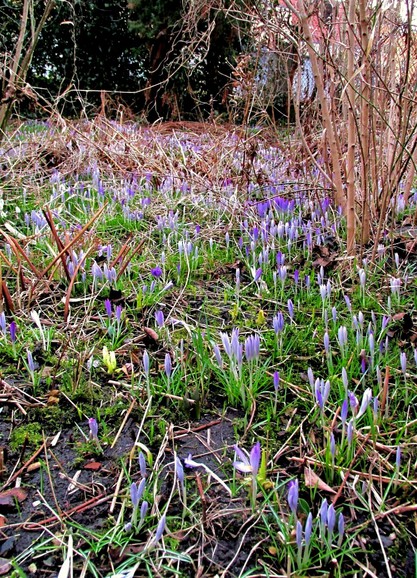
[0,515,7,527]
[304,467,336,494]
[0,558,11,575]
[0,487,28,507]
[83,461,102,471]
[143,327,158,341]
[121,362,135,377]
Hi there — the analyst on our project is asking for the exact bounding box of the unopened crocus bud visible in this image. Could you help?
[327,503,336,537]
[154,513,166,543]
[337,513,345,546]
[176,455,184,487]
[341,399,348,427]
[287,479,299,514]
[139,452,147,478]
[104,298,112,318]
[324,332,330,354]
[357,388,373,419]
[143,350,150,375]
[155,310,165,328]
[273,371,280,392]
[396,446,401,470]
[296,520,303,550]
[140,500,148,522]
[400,351,407,375]
[9,321,17,343]
[320,499,328,531]
[305,512,313,546]
[88,417,98,440]
[213,344,223,368]
[330,432,336,458]
[347,419,354,445]
[27,350,35,373]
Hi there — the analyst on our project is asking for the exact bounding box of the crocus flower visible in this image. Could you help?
[155,310,164,328]
[115,305,122,323]
[400,351,407,375]
[327,503,336,538]
[254,267,262,282]
[305,512,313,546]
[151,266,162,278]
[164,353,172,378]
[153,513,166,543]
[138,452,147,478]
[142,350,150,375]
[296,520,303,550]
[220,332,231,356]
[320,498,328,533]
[396,446,401,470]
[88,417,98,440]
[213,344,223,368]
[273,371,280,391]
[244,334,260,362]
[341,399,348,427]
[104,298,112,318]
[356,388,373,419]
[273,312,284,335]
[140,500,148,522]
[0,312,5,334]
[233,442,261,477]
[27,350,35,373]
[347,419,354,445]
[287,478,299,514]
[9,321,17,343]
[337,513,345,546]
[175,455,184,488]
[287,299,294,320]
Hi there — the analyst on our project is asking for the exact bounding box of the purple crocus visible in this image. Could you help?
[273,312,284,334]
[233,442,261,477]
[88,417,98,440]
[153,513,166,543]
[400,351,407,375]
[142,350,150,375]
[254,267,262,282]
[140,500,148,522]
[138,452,147,478]
[273,371,280,391]
[341,399,348,428]
[9,321,17,343]
[287,299,294,320]
[151,266,162,278]
[305,512,313,546]
[287,478,299,514]
[213,344,223,368]
[115,305,122,323]
[327,503,336,538]
[356,388,373,419]
[320,498,328,532]
[337,513,345,546]
[396,446,401,470]
[104,298,112,318]
[244,334,260,362]
[296,520,303,550]
[27,350,35,373]
[0,312,6,335]
[155,310,165,328]
[164,353,172,378]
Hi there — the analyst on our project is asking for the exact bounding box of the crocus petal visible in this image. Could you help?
[250,442,261,477]
[233,461,253,474]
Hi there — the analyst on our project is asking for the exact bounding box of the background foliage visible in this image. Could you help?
[0,0,247,120]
